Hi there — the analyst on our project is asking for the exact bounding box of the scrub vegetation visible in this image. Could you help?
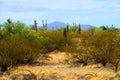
[0,19,120,80]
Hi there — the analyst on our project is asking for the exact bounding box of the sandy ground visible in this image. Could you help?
[0,51,120,80]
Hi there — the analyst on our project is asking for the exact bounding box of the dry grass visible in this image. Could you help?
[0,51,119,80]
[49,51,67,63]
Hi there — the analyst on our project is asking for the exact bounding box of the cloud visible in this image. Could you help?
[1,0,120,14]
[1,0,120,12]
[0,0,120,26]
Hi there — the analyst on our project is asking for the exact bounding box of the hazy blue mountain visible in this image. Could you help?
[47,21,66,30]
[81,24,94,30]
[41,21,94,30]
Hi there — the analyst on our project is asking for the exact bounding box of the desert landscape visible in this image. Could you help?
[0,0,120,80]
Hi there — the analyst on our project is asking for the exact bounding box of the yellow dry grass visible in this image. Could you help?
[49,51,67,63]
[0,51,119,80]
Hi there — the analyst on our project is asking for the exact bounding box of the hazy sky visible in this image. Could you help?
[0,0,120,27]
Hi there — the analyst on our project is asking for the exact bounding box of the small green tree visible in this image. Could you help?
[3,18,14,34]
[13,21,25,33]
[99,26,107,30]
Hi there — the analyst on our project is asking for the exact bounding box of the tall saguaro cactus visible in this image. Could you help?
[42,20,47,30]
[66,24,69,32]
[34,20,37,31]
[78,24,81,34]
[42,20,45,29]
[63,28,67,38]
[45,20,47,30]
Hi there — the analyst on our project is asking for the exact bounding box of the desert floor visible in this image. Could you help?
[0,51,120,80]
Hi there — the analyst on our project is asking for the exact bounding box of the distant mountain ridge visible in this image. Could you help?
[47,21,66,30]
[80,24,94,30]
[39,21,94,30]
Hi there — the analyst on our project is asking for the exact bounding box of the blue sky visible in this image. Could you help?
[0,0,120,27]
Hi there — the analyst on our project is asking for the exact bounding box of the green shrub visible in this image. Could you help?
[39,30,72,51]
[13,21,26,34]
[66,29,120,69]
[0,19,50,71]
[86,31,117,66]
[0,35,42,71]
[66,31,91,65]
[69,24,78,32]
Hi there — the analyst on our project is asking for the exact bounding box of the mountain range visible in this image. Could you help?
[39,21,94,30]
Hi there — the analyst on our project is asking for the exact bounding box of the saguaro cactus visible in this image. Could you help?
[34,20,37,31]
[78,24,81,34]
[42,20,45,29]
[66,24,69,32]
[63,28,67,38]
[45,20,47,30]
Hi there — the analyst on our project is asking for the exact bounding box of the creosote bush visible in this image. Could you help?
[0,34,43,72]
[66,29,120,71]
[0,19,49,72]
[88,31,117,66]
[66,31,91,65]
